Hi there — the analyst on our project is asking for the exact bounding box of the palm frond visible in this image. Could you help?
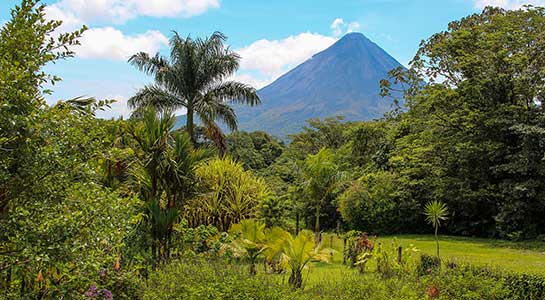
[128,52,169,76]
[207,81,260,106]
[424,200,449,227]
[128,85,184,112]
[197,97,238,132]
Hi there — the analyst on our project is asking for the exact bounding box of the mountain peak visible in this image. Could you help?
[339,31,367,40]
[233,33,404,139]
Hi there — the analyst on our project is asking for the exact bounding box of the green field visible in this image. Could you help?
[297,234,545,285]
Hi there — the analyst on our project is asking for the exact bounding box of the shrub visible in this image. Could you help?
[418,254,441,276]
[142,259,294,300]
[184,157,270,231]
[338,171,401,234]
[504,273,545,300]
[141,258,541,300]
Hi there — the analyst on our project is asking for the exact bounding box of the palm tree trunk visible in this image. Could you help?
[186,106,195,145]
[289,269,303,288]
[295,212,300,236]
[435,225,439,257]
[314,205,321,246]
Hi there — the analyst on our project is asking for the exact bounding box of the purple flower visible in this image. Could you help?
[85,284,97,298]
[99,289,113,300]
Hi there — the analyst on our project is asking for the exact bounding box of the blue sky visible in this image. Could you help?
[1,0,542,117]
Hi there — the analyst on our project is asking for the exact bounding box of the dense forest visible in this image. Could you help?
[1,0,545,299]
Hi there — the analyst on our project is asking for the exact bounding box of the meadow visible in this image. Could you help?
[304,234,545,287]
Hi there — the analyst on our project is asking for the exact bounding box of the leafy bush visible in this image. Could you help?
[338,171,401,234]
[418,254,441,276]
[142,259,294,300]
[142,258,538,300]
[184,157,270,231]
[172,220,230,256]
[504,273,545,300]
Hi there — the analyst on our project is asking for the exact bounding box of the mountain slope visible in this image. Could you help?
[233,32,404,138]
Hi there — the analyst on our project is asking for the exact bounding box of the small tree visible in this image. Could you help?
[284,230,331,288]
[229,219,267,275]
[424,200,449,257]
[302,148,338,245]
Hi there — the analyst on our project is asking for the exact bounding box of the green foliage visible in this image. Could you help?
[418,254,441,276]
[257,194,292,229]
[338,171,400,233]
[229,219,268,275]
[504,273,545,300]
[282,230,330,288]
[227,131,284,170]
[287,117,349,159]
[348,121,393,169]
[424,201,449,230]
[185,157,270,231]
[381,6,545,238]
[142,259,294,300]
[172,220,230,256]
[129,107,211,264]
[141,258,516,300]
[302,148,339,236]
[0,1,143,298]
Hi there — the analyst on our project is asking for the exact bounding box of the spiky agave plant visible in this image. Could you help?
[424,200,449,258]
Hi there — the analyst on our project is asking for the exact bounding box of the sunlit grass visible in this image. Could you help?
[294,233,545,284]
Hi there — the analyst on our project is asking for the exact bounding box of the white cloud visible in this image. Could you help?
[44,5,83,32]
[347,21,361,33]
[47,0,219,26]
[230,73,271,90]
[231,18,365,89]
[76,27,168,60]
[43,0,209,61]
[473,0,545,9]
[330,18,361,37]
[236,32,337,83]
[330,18,345,37]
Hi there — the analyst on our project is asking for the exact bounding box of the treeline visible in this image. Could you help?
[227,7,545,240]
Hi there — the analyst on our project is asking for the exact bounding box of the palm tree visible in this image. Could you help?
[128,31,260,150]
[229,219,268,275]
[302,148,338,245]
[280,230,331,289]
[424,200,449,257]
[263,227,291,273]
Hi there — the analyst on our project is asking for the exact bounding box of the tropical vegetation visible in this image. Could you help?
[1,0,545,299]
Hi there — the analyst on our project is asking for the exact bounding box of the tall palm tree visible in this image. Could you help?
[424,200,449,257]
[128,31,260,150]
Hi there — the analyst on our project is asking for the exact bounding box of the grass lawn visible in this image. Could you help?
[297,233,545,285]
